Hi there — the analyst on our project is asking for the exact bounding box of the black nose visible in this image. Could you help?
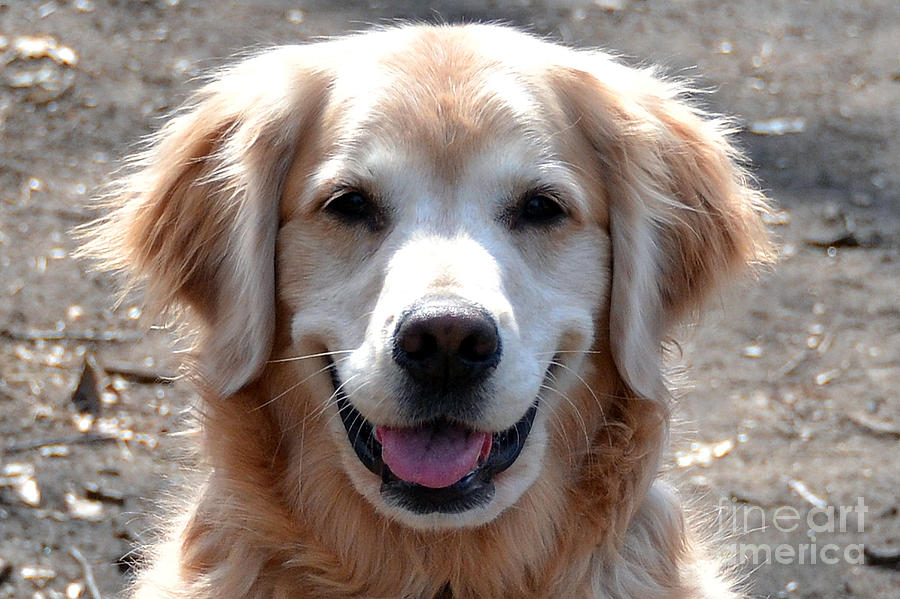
[393,301,501,388]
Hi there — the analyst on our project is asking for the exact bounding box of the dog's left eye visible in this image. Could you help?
[324,191,380,228]
[518,193,566,226]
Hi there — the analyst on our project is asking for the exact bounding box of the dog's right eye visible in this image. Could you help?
[324,191,379,227]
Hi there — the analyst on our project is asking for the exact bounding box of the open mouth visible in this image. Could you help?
[328,360,538,514]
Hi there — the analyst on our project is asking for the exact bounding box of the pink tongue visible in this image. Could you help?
[377,424,492,489]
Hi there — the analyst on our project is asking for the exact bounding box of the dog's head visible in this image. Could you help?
[81,25,771,530]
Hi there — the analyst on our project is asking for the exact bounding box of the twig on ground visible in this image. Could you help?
[774,349,809,378]
[103,361,177,385]
[1,327,144,343]
[3,433,118,455]
[847,412,900,438]
[804,232,861,248]
[864,545,900,570]
[6,205,93,221]
[69,547,102,599]
[784,477,827,509]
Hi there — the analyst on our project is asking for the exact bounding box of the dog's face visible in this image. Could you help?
[277,41,610,526]
[83,25,770,533]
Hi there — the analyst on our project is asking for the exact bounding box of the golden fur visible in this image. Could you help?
[80,24,772,599]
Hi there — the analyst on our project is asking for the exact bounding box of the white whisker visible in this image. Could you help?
[539,383,591,452]
[254,355,352,412]
[535,349,608,356]
[311,375,365,426]
[550,360,614,449]
[267,348,354,364]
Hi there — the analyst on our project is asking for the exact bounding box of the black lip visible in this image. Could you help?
[329,360,538,515]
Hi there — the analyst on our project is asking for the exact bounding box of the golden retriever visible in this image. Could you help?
[81,24,772,599]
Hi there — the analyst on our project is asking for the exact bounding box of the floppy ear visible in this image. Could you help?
[79,47,328,397]
[552,58,773,401]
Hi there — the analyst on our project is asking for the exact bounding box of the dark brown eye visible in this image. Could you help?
[519,193,565,226]
[325,191,378,227]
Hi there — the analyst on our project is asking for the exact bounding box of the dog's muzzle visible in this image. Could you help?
[329,300,538,514]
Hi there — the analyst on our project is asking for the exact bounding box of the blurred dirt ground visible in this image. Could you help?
[0,1,897,598]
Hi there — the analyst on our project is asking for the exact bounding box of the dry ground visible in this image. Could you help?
[0,1,897,598]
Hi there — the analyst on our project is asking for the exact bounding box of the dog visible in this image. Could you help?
[80,24,772,599]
